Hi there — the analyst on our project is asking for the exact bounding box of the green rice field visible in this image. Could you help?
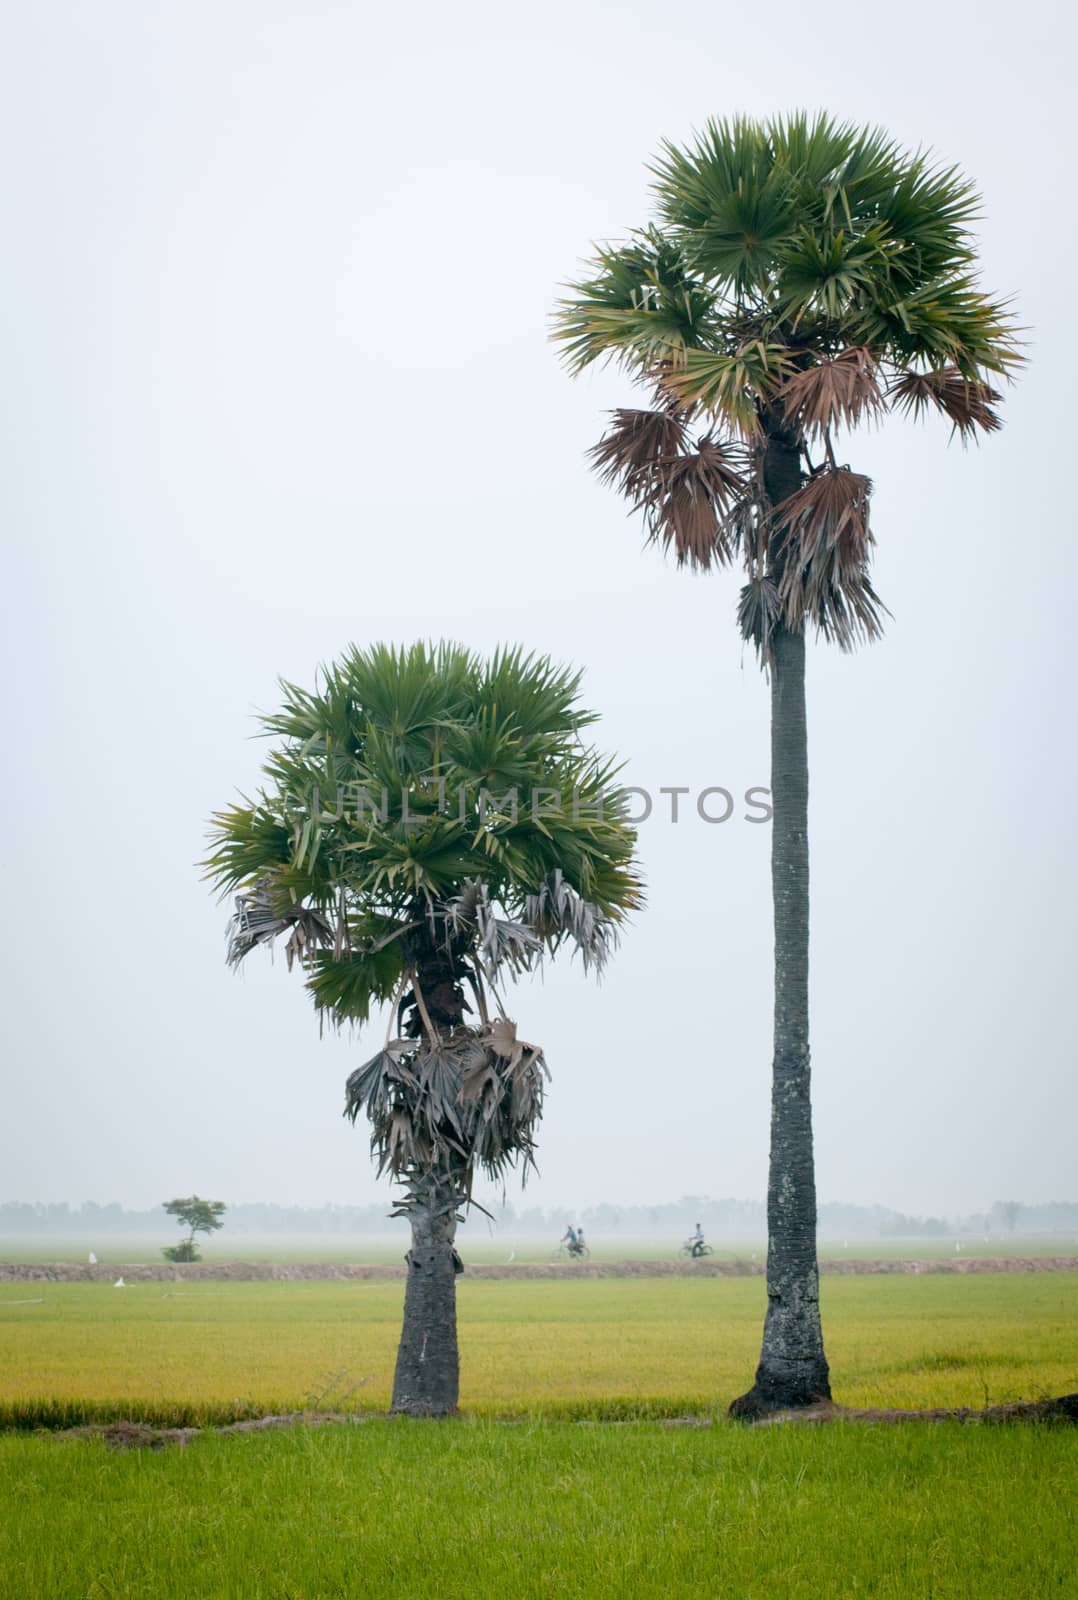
[1,1274,1076,1423]
[1,1272,1074,1596]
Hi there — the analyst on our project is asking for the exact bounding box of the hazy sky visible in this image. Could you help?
[2,0,1075,1219]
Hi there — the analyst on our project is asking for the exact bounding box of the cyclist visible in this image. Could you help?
[689,1221,706,1258]
[575,1227,586,1255]
[561,1224,579,1253]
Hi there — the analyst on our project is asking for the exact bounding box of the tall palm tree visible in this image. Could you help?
[205,642,641,1416]
[554,113,1019,1417]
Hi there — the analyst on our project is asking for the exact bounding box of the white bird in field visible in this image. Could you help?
[88,1252,97,1264]
[113,1277,126,1288]
[507,1250,516,1263]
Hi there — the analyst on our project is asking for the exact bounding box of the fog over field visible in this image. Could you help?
[2,0,1075,1219]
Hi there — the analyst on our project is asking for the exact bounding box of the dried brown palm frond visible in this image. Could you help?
[343,1020,547,1193]
[813,569,889,651]
[588,404,691,499]
[770,466,886,651]
[778,548,888,651]
[226,877,334,970]
[523,868,616,974]
[737,575,782,655]
[641,437,749,570]
[442,879,541,978]
[645,462,722,567]
[442,880,483,935]
[283,913,332,972]
[474,899,540,977]
[775,347,883,436]
[888,366,1003,440]
[484,1015,544,1072]
[776,467,874,567]
[730,484,764,558]
[343,1038,415,1125]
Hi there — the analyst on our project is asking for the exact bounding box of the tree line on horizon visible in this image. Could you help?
[8,1198,1071,1238]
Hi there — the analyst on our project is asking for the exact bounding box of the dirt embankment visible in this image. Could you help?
[58,1393,1078,1448]
[2,1256,1076,1284]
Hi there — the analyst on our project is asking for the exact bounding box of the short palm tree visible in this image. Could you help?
[205,642,641,1416]
[554,113,1019,1417]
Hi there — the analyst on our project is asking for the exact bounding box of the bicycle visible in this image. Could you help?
[678,1241,714,1260]
[551,1242,592,1262]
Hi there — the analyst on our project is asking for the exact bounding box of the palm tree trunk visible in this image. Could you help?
[730,619,831,1417]
[390,1178,461,1417]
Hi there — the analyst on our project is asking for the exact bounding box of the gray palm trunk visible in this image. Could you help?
[389,930,467,1418]
[391,1176,462,1416]
[730,420,832,1418]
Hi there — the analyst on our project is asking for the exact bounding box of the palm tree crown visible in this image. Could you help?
[555,112,1021,651]
[205,641,641,1210]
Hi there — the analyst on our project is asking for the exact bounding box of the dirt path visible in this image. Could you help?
[55,1392,1078,1449]
[3,1256,1077,1283]
[752,1394,1078,1427]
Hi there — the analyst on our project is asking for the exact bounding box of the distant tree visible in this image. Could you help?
[205,642,641,1416]
[995,1200,1024,1232]
[162,1196,226,1262]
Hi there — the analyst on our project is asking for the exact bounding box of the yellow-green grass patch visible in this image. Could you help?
[1,1274,1074,1426]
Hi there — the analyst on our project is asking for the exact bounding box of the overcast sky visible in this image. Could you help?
[2,0,1074,1220]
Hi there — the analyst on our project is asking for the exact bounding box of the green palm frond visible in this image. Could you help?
[851,274,1022,376]
[204,802,293,896]
[776,225,893,322]
[651,114,781,238]
[675,179,796,294]
[665,341,797,433]
[307,945,405,1025]
[867,154,981,283]
[342,641,476,743]
[553,228,715,375]
[772,111,894,192]
[477,647,593,741]
[436,707,530,789]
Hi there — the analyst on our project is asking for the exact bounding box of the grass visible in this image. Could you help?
[1,1274,1075,1427]
[1,1274,1074,1596]
[1,1419,1075,1598]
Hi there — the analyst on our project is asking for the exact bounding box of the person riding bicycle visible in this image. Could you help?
[689,1222,706,1258]
[561,1224,579,1254]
